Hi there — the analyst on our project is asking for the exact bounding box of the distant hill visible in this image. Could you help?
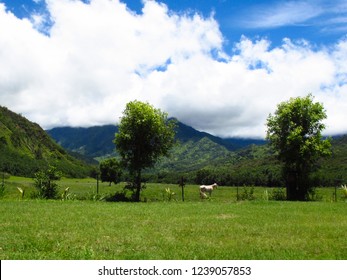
[48,125,118,159]
[173,120,266,150]
[46,118,347,186]
[2,105,345,185]
[47,121,265,166]
[0,106,92,177]
[316,134,347,184]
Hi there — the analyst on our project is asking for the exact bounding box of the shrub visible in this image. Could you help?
[238,186,256,201]
[270,187,286,201]
[308,188,323,201]
[34,166,62,199]
[104,191,132,202]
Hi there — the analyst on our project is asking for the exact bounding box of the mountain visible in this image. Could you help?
[2,105,345,186]
[173,121,265,150]
[47,125,118,159]
[41,114,347,186]
[0,106,92,177]
[47,121,265,166]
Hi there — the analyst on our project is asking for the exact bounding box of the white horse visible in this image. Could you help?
[199,183,218,198]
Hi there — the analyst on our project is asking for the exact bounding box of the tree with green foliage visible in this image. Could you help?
[99,158,122,186]
[114,100,176,202]
[34,165,62,199]
[266,94,331,201]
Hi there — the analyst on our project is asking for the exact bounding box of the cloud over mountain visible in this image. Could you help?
[1,0,347,138]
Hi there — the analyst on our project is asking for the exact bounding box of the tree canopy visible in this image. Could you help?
[266,94,331,200]
[99,158,122,186]
[114,100,176,201]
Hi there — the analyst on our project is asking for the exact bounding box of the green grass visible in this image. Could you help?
[0,200,346,260]
[2,176,346,202]
[0,177,346,260]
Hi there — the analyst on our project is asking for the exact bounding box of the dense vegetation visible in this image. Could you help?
[0,106,92,178]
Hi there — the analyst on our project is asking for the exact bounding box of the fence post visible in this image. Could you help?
[334,179,342,202]
[179,177,185,202]
[96,174,99,195]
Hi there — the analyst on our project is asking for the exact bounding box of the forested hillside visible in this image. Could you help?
[165,137,347,187]
[47,121,265,161]
[48,125,119,159]
[47,120,347,186]
[0,106,91,177]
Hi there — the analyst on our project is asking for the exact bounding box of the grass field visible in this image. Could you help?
[0,177,346,260]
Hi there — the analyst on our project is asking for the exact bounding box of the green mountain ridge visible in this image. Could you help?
[156,137,232,172]
[46,121,347,186]
[47,121,265,158]
[2,105,347,186]
[0,106,91,177]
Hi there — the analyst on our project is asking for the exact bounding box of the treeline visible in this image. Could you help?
[142,157,345,187]
[144,136,347,187]
[143,162,283,187]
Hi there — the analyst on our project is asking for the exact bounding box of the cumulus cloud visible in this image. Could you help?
[0,0,347,138]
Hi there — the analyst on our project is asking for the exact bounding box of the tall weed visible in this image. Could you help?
[342,185,347,201]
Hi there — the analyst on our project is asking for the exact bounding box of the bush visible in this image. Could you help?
[270,187,286,201]
[104,191,132,202]
[34,166,62,199]
[307,188,323,201]
[238,186,256,201]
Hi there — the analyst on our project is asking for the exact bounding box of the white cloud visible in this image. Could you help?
[243,1,324,28]
[237,0,347,33]
[0,0,347,138]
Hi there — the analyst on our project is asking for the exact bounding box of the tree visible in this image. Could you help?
[114,100,176,201]
[266,94,331,200]
[99,158,122,186]
[34,165,62,199]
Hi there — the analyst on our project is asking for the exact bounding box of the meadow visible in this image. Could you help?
[0,177,346,260]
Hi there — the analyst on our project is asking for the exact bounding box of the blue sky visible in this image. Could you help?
[4,0,347,46]
[1,0,347,137]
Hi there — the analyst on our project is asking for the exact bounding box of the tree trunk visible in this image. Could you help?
[134,169,141,202]
[285,170,296,200]
[285,167,310,201]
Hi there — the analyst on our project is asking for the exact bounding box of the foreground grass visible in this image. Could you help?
[0,200,346,260]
